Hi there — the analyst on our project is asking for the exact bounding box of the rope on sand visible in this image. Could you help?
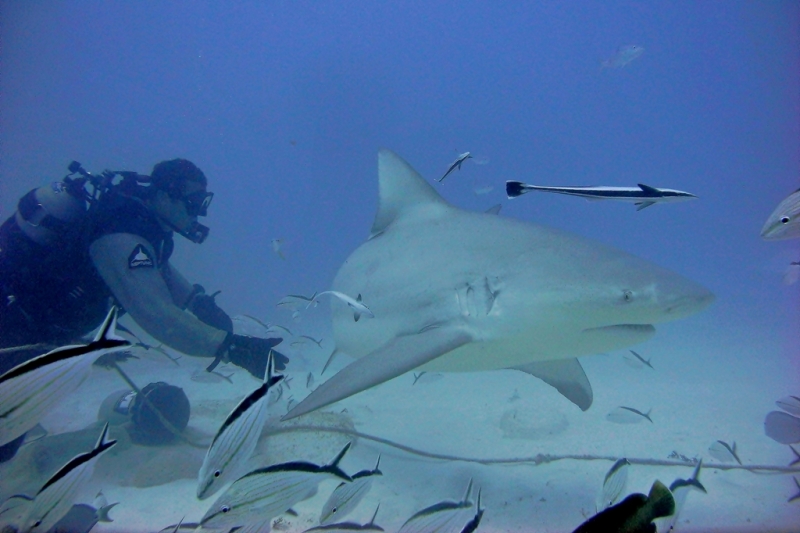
[264,424,800,475]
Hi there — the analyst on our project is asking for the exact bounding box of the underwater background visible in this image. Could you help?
[1,1,799,532]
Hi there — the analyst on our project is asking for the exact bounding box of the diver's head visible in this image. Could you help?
[148,158,214,243]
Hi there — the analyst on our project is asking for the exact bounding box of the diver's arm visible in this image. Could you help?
[161,262,196,308]
[89,233,227,357]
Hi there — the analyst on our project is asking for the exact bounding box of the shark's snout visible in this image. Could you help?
[660,285,715,319]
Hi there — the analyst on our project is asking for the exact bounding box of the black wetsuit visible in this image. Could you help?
[0,190,173,368]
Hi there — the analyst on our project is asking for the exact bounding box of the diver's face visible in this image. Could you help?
[152,181,210,232]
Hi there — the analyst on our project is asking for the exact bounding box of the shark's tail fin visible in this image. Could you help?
[506,181,532,199]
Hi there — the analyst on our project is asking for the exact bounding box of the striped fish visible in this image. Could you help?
[658,459,706,533]
[460,489,484,533]
[606,406,653,424]
[438,152,472,183]
[398,479,476,533]
[20,423,117,533]
[506,181,696,211]
[0,307,129,446]
[305,504,384,532]
[200,442,354,530]
[320,455,382,525]
[597,458,630,511]
[708,440,741,465]
[761,188,800,240]
[197,350,285,499]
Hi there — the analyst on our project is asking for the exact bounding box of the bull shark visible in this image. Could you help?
[283,150,714,420]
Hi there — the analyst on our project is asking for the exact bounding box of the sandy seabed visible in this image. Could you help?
[1,297,798,533]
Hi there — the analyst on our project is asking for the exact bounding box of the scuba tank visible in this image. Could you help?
[13,180,88,246]
[8,161,145,246]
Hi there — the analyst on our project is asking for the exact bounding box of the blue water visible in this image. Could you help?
[1,2,798,532]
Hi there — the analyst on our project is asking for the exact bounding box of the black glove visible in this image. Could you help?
[222,333,289,378]
[188,285,233,332]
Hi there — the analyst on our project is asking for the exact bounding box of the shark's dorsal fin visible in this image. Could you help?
[371,149,451,238]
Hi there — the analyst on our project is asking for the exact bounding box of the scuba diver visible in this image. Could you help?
[0,158,288,461]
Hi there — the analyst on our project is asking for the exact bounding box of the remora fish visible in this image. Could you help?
[306,504,384,532]
[438,152,472,182]
[0,307,129,446]
[658,459,706,533]
[20,423,117,533]
[311,291,375,322]
[320,455,382,525]
[283,149,713,421]
[761,188,800,240]
[601,45,645,69]
[197,350,284,499]
[708,440,741,465]
[200,442,354,529]
[607,406,653,424]
[398,479,475,533]
[597,458,630,511]
[573,480,675,533]
[506,181,696,211]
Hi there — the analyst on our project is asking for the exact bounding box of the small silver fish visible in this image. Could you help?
[601,45,645,69]
[761,189,800,240]
[783,262,800,285]
[776,395,800,416]
[272,239,286,260]
[300,335,324,348]
[197,351,284,499]
[277,293,318,311]
[0,307,129,447]
[597,458,630,511]
[473,186,494,196]
[708,440,742,465]
[412,371,444,385]
[765,411,800,444]
[606,406,653,424]
[790,477,800,503]
[191,368,234,384]
[398,479,475,533]
[320,456,382,525]
[623,350,654,370]
[658,459,706,533]
[306,504,384,532]
[438,152,472,182]
[20,423,117,533]
[200,443,353,530]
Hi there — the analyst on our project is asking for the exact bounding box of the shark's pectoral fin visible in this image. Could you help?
[282,328,473,420]
[635,201,655,211]
[509,358,593,411]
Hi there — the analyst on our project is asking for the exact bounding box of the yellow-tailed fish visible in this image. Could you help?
[200,443,353,530]
[0,307,129,447]
[197,350,284,499]
[320,455,382,525]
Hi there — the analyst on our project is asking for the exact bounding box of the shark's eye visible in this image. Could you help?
[214,470,221,478]
[781,216,790,224]
[221,505,230,513]
[622,290,633,302]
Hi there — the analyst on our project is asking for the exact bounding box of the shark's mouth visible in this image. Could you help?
[582,324,656,336]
